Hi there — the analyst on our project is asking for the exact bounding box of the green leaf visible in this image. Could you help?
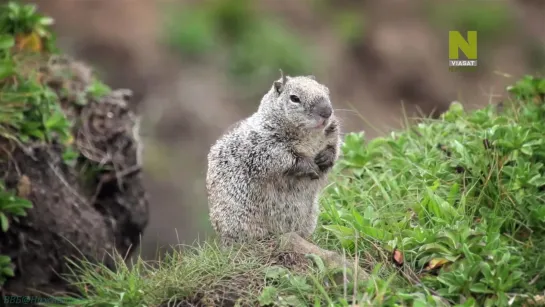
[85,80,111,99]
[258,286,278,305]
[305,253,326,273]
[0,60,15,79]
[288,275,312,292]
[322,225,356,248]
[418,243,454,256]
[437,274,460,289]
[351,208,366,229]
[45,112,66,130]
[470,282,493,294]
[38,16,54,26]
[360,226,393,241]
[264,266,288,280]
[0,255,11,265]
[282,295,305,306]
[0,34,14,49]
[454,297,478,307]
[1,267,14,277]
[413,299,428,307]
[0,213,8,232]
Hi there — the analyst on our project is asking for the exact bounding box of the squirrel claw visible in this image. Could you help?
[293,169,319,180]
[315,146,336,172]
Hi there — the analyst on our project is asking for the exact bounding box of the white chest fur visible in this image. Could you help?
[293,128,329,158]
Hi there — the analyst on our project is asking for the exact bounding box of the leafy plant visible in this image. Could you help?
[0,1,77,286]
[0,254,14,285]
[0,2,53,36]
[0,1,75,159]
[0,1,56,53]
[85,78,111,100]
[317,75,545,305]
[0,181,32,232]
[0,181,32,285]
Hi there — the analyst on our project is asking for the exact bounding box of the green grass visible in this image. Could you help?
[49,75,545,307]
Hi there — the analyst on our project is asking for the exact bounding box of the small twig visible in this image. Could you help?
[398,266,452,306]
[75,136,110,165]
[89,164,142,205]
[47,162,86,208]
[109,164,142,183]
[131,115,143,167]
[343,248,347,300]
[529,273,541,285]
[352,232,358,304]
[0,142,21,177]
[89,179,105,206]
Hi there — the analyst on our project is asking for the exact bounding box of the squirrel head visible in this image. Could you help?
[262,70,333,130]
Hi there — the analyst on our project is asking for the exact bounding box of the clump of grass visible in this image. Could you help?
[60,242,274,306]
[53,239,446,306]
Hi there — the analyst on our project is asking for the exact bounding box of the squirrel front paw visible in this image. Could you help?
[315,145,336,172]
[303,169,320,180]
[286,157,320,180]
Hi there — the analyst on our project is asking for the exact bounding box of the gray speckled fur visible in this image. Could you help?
[206,75,341,245]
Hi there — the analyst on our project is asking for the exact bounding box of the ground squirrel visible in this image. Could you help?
[206,72,341,245]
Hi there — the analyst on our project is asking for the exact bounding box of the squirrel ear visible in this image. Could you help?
[274,68,288,94]
[274,81,284,94]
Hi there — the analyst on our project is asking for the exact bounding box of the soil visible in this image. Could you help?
[0,56,149,300]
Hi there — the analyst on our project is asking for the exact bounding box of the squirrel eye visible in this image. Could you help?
[289,95,300,103]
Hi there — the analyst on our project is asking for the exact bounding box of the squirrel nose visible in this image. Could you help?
[315,105,332,119]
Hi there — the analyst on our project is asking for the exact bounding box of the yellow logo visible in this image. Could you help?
[449,31,477,70]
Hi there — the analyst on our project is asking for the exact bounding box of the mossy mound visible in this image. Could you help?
[0,1,148,300]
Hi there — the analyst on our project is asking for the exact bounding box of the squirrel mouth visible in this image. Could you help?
[314,118,328,129]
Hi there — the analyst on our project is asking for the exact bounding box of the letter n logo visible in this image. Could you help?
[449,31,477,60]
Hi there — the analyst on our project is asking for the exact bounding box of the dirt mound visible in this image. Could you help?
[0,51,148,298]
[154,240,312,307]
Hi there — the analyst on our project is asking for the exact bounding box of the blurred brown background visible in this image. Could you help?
[27,0,545,259]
